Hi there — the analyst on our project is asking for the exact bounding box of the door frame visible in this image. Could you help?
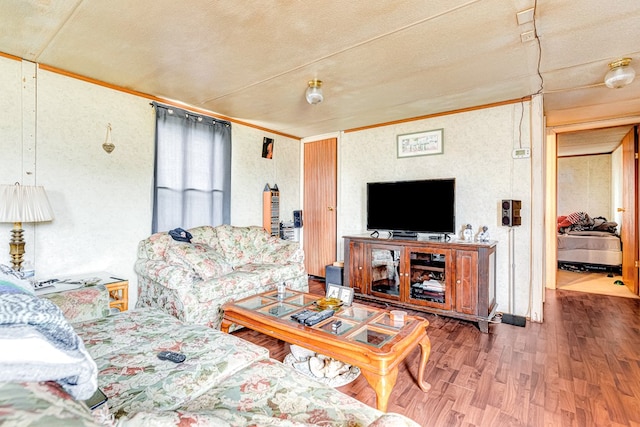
[546,116,640,292]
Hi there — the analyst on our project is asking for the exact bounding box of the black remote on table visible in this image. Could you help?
[304,309,335,326]
[291,309,315,323]
[157,351,186,363]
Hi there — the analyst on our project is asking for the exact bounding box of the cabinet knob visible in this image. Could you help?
[456,280,461,284]
[327,206,335,211]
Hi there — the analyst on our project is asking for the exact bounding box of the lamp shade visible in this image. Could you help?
[305,79,323,105]
[0,184,54,223]
[604,58,636,89]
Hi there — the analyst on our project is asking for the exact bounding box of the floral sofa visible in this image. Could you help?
[135,224,308,329]
[0,272,420,426]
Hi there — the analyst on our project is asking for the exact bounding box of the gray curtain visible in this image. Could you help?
[152,103,231,233]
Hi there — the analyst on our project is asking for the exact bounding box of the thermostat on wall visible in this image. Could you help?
[512,148,530,159]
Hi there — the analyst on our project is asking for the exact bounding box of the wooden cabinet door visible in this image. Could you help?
[368,243,402,301]
[348,240,366,294]
[405,246,452,310]
[455,250,478,315]
[303,138,337,277]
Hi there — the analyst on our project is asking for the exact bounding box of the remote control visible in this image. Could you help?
[291,309,315,323]
[157,351,186,363]
[33,279,58,290]
[304,309,335,326]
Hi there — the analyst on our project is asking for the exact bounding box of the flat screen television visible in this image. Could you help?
[367,178,455,237]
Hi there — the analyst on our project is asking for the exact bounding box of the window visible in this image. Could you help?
[152,103,231,233]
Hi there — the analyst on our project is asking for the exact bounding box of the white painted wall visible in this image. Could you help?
[611,145,623,233]
[557,154,612,219]
[0,57,301,308]
[231,125,301,226]
[336,102,533,318]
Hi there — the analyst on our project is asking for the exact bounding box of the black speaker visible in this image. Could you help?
[501,200,522,227]
[293,210,303,228]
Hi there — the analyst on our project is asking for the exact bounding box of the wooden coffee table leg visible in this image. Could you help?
[220,318,232,333]
[417,334,432,392]
[360,367,398,412]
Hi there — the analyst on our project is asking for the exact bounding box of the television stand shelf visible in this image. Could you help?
[343,235,497,333]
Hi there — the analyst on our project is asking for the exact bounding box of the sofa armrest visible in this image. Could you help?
[44,285,111,323]
[134,260,199,290]
[261,239,304,264]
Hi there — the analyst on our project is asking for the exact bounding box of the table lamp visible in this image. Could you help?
[0,183,54,271]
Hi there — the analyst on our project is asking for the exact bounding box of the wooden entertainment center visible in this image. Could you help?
[343,235,497,332]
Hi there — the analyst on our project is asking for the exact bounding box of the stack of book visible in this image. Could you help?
[411,279,445,303]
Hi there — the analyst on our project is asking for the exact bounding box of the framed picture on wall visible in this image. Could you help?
[262,137,274,159]
[397,128,444,158]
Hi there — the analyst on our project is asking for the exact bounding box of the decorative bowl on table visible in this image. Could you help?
[314,297,343,310]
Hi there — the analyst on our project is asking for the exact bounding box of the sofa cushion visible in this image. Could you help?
[137,232,175,261]
[187,225,220,248]
[44,285,111,324]
[214,225,271,267]
[182,358,421,427]
[74,308,269,417]
[166,243,232,280]
[0,381,103,427]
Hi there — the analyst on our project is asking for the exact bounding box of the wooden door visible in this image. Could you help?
[621,126,638,294]
[303,138,337,277]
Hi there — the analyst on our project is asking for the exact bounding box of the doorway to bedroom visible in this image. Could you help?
[555,125,637,298]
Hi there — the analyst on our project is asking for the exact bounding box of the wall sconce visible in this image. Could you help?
[305,79,323,105]
[604,58,636,89]
[0,183,54,270]
[102,123,115,153]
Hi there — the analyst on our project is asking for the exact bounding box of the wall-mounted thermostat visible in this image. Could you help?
[512,148,531,159]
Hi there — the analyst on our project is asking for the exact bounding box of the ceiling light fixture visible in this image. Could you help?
[604,58,635,89]
[305,79,323,105]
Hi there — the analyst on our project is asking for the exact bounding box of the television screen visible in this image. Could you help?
[367,178,455,235]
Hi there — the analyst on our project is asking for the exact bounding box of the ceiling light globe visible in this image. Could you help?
[604,58,635,89]
[305,80,323,105]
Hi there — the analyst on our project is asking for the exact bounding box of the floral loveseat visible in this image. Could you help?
[0,272,420,427]
[135,224,308,329]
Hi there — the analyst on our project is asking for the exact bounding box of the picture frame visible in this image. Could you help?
[397,128,444,158]
[326,284,354,306]
[262,137,274,159]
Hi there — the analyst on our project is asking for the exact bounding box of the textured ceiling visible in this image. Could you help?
[1,0,639,147]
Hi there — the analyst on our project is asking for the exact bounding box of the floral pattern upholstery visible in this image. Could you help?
[135,225,309,328]
[81,308,419,426]
[43,285,111,324]
[1,299,420,426]
[0,381,102,427]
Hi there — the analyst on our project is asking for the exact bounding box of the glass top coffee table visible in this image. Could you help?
[221,289,431,411]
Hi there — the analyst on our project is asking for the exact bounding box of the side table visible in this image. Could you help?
[105,279,129,312]
[35,272,129,312]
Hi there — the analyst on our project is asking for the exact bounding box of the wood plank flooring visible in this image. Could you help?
[232,278,640,427]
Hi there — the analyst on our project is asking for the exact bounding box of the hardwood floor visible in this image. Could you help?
[233,278,640,427]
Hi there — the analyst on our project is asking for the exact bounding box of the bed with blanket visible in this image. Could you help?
[557,212,622,273]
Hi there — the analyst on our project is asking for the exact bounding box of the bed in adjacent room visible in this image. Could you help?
[557,212,622,273]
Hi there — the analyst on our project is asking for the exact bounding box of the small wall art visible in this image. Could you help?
[397,128,444,158]
[262,137,274,159]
